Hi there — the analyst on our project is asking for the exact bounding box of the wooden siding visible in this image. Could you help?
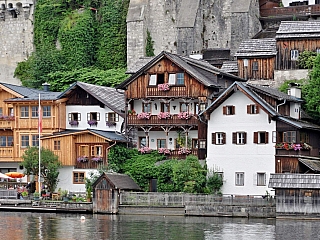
[125,58,211,99]
[127,114,198,126]
[276,39,320,70]
[238,58,275,80]
[66,88,102,106]
[275,157,300,173]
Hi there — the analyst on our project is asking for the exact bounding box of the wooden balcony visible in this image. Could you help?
[276,149,311,156]
[0,147,13,158]
[166,149,198,159]
[75,158,106,169]
[127,114,198,127]
[0,121,14,129]
[146,86,187,98]
[260,5,320,18]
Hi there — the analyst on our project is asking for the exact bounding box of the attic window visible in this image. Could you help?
[252,61,258,71]
[291,50,299,61]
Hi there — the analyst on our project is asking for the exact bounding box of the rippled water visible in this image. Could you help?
[0,211,319,240]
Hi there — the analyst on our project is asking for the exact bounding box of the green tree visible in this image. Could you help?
[298,50,317,69]
[146,29,155,57]
[206,167,223,194]
[21,147,61,193]
[303,54,320,121]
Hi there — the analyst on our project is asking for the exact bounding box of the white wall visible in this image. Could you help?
[206,91,276,196]
[282,0,316,7]
[66,105,124,132]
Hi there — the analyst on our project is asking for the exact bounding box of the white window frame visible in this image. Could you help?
[216,133,224,145]
[257,172,266,186]
[291,50,299,61]
[237,132,246,145]
[235,172,244,186]
[149,74,157,86]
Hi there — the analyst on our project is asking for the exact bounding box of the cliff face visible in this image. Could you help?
[127,0,261,70]
[0,0,34,85]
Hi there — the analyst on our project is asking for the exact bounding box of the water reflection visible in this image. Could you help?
[0,212,319,240]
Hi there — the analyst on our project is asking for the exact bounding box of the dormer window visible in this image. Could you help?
[168,73,184,85]
[149,74,165,86]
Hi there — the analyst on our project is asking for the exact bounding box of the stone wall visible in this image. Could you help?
[0,0,34,85]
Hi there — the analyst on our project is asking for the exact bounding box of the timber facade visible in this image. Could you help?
[117,51,246,160]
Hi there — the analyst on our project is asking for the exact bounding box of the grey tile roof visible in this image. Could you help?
[58,82,125,116]
[247,84,303,103]
[299,158,320,172]
[126,57,155,74]
[234,38,277,57]
[269,173,320,189]
[41,129,127,142]
[221,61,238,73]
[93,172,140,190]
[277,116,320,131]
[1,82,61,101]
[117,51,245,90]
[276,21,320,39]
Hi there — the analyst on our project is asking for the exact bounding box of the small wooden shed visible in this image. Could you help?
[92,172,140,214]
[269,173,320,216]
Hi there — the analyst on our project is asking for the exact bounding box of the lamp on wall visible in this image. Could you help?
[173,106,176,110]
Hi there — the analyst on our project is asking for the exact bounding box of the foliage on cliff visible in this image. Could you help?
[14,0,129,91]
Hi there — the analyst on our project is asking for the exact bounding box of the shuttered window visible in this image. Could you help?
[223,106,235,115]
[232,132,246,145]
[212,132,225,145]
[247,104,259,114]
[253,132,269,144]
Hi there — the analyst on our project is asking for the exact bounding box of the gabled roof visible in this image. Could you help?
[58,82,125,116]
[276,21,320,39]
[201,81,279,117]
[1,82,61,101]
[234,38,277,57]
[92,172,140,190]
[221,61,238,73]
[117,51,245,89]
[41,129,127,142]
[269,173,320,189]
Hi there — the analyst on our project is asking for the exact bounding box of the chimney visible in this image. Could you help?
[42,82,50,92]
[287,83,301,99]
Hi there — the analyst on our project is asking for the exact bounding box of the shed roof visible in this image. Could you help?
[234,38,277,57]
[276,21,320,39]
[299,158,320,172]
[269,173,320,189]
[93,172,140,190]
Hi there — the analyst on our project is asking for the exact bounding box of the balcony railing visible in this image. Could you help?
[146,86,187,97]
[0,147,13,158]
[166,149,198,159]
[127,114,198,126]
[75,158,105,169]
[0,121,14,129]
[260,5,320,18]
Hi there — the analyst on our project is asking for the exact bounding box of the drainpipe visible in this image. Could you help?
[276,99,286,112]
[106,141,117,163]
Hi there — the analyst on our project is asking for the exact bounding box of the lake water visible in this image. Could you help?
[0,211,319,240]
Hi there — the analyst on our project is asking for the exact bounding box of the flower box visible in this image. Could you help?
[69,120,79,126]
[137,112,151,119]
[91,157,103,162]
[88,120,97,126]
[178,147,191,155]
[158,148,171,155]
[138,147,152,154]
[158,83,170,91]
[106,121,116,127]
[157,112,171,119]
[275,142,312,151]
[177,112,193,120]
[77,156,88,162]
[0,115,15,121]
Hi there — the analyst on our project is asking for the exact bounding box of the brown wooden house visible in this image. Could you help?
[117,51,246,160]
[235,38,276,81]
[92,172,140,214]
[276,21,320,70]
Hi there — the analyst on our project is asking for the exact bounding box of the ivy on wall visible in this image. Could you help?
[14,0,129,90]
[146,29,155,57]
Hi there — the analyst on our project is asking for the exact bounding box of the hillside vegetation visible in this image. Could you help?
[14,0,129,91]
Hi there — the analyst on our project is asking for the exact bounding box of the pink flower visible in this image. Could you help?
[158,83,170,91]
[157,112,171,119]
[137,112,151,119]
[177,112,193,119]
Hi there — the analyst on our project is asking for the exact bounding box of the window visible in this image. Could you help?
[139,137,147,148]
[291,50,299,61]
[300,132,309,143]
[9,108,13,116]
[91,145,103,156]
[176,73,184,85]
[283,131,296,143]
[106,112,119,122]
[0,108,2,116]
[0,136,13,147]
[253,131,269,144]
[168,73,185,85]
[32,135,39,146]
[160,103,170,112]
[43,106,51,117]
[31,106,38,118]
[235,172,244,186]
[143,103,151,113]
[232,132,246,145]
[21,135,29,148]
[199,140,206,149]
[73,172,85,184]
[212,132,226,145]
[180,103,188,112]
[69,112,81,121]
[87,112,100,121]
[149,74,157,85]
[79,145,89,157]
[252,61,258,71]
[192,139,198,149]
[157,139,166,149]
[223,106,235,115]
[247,104,259,114]
[54,140,61,150]
[20,106,29,118]
[257,173,266,186]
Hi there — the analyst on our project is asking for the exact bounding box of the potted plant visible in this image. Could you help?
[21,191,28,199]
[61,190,69,202]
[33,192,40,201]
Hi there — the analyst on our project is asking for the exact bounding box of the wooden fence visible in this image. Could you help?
[0,189,17,199]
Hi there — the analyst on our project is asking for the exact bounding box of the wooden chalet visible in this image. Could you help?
[117,51,246,160]
[276,21,320,70]
[235,38,276,81]
[269,173,320,216]
[0,82,65,163]
[92,172,140,214]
